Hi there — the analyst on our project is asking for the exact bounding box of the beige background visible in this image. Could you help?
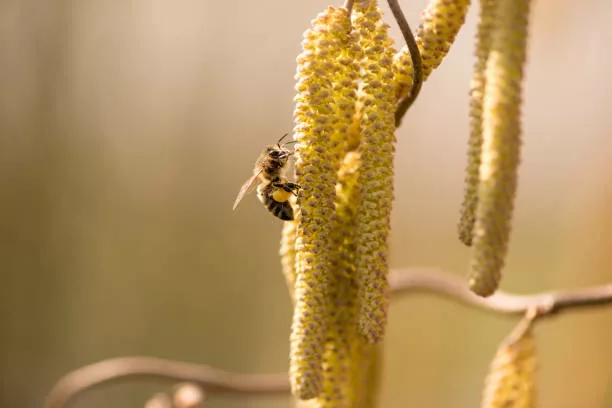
[1,0,611,407]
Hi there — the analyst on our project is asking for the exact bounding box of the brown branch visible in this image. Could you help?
[44,270,612,408]
[343,0,355,14]
[389,268,612,318]
[387,0,423,127]
[44,357,289,408]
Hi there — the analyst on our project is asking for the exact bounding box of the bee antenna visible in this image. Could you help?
[277,133,289,146]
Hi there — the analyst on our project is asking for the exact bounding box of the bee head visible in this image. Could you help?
[256,133,296,175]
[261,147,289,171]
[267,133,296,162]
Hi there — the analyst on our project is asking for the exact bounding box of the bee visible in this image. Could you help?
[233,134,300,220]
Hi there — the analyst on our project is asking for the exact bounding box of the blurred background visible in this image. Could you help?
[1,0,611,407]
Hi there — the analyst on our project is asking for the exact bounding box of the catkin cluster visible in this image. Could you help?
[285,0,400,403]
[284,0,478,403]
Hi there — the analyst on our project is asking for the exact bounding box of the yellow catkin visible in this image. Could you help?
[392,47,414,104]
[482,316,537,408]
[291,6,351,399]
[346,106,362,153]
[300,153,379,408]
[306,341,379,408]
[338,156,381,407]
[352,3,397,344]
[347,339,380,408]
[469,0,531,297]
[330,14,361,168]
[319,152,360,407]
[458,0,498,247]
[314,11,360,407]
[393,0,471,93]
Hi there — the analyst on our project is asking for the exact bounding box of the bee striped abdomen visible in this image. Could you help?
[257,182,295,221]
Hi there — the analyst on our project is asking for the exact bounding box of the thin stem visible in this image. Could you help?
[44,270,612,408]
[343,0,355,14]
[44,357,289,408]
[389,268,612,317]
[387,0,423,127]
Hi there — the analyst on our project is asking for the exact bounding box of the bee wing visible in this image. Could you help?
[233,169,263,210]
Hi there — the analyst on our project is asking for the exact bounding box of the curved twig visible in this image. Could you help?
[44,357,289,408]
[389,268,612,318]
[45,269,612,408]
[387,0,423,127]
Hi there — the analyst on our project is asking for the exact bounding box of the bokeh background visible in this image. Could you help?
[1,0,611,407]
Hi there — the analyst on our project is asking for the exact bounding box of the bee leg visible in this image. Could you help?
[285,182,301,196]
[272,181,301,194]
[271,181,286,189]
